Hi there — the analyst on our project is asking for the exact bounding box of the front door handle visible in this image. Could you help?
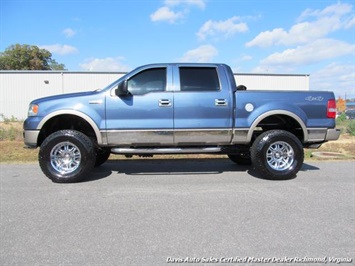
[159,99,172,107]
[215,99,228,106]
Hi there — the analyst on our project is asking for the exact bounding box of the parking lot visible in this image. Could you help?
[1,159,354,265]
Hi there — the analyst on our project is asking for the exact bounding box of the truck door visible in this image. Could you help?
[105,66,174,145]
[173,65,233,145]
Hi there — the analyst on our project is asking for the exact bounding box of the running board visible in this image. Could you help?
[111,147,221,154]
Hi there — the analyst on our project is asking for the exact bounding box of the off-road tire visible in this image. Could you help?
[95,147,111,167]
[251,130,304,180]
[39,130,95,183]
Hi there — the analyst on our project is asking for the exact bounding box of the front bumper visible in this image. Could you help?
[23,130,40,148]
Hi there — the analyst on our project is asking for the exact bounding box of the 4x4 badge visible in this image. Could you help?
[305,96,324,101]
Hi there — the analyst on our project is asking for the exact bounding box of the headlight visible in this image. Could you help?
[28,104,39,116]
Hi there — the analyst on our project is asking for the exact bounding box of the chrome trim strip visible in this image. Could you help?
[104,128,232,133]
[174,128,231,132]
[105,129,173,145]
[104,129,174,132]
[103,128,233,145]
[231,128,249,144]
[174,128,232,144]
[89,100,103,104]
[101,132,108,145]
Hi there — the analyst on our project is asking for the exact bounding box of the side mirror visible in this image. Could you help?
[236,85,247,91]
[115,80,129,96]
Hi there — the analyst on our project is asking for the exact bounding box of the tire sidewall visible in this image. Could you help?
[251,130,304,180]
[94,147,111,167]
[39,130,95,183]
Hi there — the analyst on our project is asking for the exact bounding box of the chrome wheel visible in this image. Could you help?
[40,130,95,183]
[50,141,81,175]
[251,130,304,180]
[266,141,294,171]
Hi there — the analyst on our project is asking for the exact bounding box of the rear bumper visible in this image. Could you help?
[325,128,341,141]
[23,130,39,148]
[307,127,341,142]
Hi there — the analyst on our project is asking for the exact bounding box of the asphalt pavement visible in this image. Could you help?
[0,159,354,266]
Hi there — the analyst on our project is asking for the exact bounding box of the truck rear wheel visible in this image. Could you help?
[251,130,304,180]
[39,130,95,183]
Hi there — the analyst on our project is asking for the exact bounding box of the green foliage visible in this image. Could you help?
[49,60,66,70]
[336,113,347,122]
[0,114,20,123]
[0,44,66,70]
[0,115,23,141]
[0,125,22,141]
[346,120,355,136]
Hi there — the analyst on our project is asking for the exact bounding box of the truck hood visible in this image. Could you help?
[31,91,98,104]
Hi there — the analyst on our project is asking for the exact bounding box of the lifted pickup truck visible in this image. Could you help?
[24,63,340,182]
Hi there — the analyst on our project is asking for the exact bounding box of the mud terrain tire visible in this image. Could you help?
[251,130,304,180]
[39,130,95,183]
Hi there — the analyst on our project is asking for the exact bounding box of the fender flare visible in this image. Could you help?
[247,110,308,142]
[37,110,103,144]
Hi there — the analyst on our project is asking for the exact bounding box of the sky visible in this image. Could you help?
[1,0,354,98]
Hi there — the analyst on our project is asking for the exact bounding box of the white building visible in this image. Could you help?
[0,71,309,120]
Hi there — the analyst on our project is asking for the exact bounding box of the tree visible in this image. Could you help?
[0,44,66,70]
[336,97,346,113]
[49,59,66,70]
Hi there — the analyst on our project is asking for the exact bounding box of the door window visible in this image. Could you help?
[179,67,220,92]
[127,68,166,95]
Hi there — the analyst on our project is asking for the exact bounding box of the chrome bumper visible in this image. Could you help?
[325,128,341,141]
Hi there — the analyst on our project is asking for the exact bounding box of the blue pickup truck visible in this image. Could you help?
[24,63,340,182]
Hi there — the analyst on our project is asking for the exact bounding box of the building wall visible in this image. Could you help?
[0,71,309,120]
[235,73,309,91]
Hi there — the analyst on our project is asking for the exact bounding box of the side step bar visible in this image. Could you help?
[111,147,221,154]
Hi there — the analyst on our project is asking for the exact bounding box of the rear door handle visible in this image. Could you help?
[215,99,228,106]
[159,99,172,107]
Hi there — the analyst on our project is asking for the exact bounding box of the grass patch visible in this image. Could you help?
[0,122,23,141]
[0,121,38,162]
[0,141,38,163]
[306,133,355,160]
[346,120,355,136]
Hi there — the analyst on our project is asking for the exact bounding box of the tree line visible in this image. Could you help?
[0,44,66,70]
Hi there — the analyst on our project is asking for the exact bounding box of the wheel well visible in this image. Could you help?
[38,115,97,146]
[255,114,304,142]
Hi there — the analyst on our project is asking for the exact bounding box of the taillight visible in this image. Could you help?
[327,99,337,118]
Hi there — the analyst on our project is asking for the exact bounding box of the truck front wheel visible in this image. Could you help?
[251,130,304,180]
[94,147,111,167]
[39,130,96,183]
